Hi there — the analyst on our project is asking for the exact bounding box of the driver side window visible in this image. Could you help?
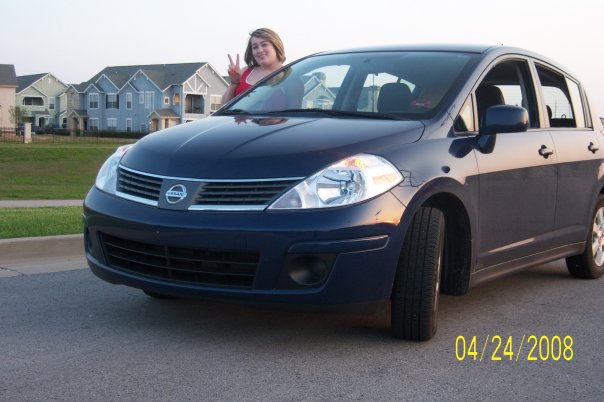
[474,60,539,130]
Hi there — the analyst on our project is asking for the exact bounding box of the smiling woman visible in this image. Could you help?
[223,28,286,103]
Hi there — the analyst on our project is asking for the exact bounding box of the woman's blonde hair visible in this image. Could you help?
[244,28,286,67]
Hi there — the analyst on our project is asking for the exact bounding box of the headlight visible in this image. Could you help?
[269,154,403,210]
[95,144,133,194]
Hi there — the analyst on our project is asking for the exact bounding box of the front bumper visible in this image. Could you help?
[84,186,407,311]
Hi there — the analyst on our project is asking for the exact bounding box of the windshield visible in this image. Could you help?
[219,51,477,120]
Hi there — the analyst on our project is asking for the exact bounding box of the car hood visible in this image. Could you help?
[121,116,424,179]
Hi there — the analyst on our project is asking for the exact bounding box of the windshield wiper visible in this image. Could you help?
[267,108,406,120]
[219,109,251,116]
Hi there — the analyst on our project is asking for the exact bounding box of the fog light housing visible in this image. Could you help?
[280,254,335,288]
[84,228,92,254]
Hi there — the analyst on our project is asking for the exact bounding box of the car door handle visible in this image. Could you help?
[588,142,600,153]
[539,145,554,159]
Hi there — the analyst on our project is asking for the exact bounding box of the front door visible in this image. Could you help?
[473,58,558,269]
[475,131,557,269]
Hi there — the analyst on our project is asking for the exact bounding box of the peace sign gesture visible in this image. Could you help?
[227,54,242,85]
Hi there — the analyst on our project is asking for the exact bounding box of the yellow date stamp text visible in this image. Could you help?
[455,335,574,362]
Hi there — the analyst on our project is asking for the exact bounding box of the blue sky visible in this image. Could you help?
[3,0,603,115]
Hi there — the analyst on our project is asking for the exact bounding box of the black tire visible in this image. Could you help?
[566,195,604,279]
[391,207,445,341]
[142,289,178,299]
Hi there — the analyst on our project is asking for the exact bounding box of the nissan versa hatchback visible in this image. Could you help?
[84,45,604,341]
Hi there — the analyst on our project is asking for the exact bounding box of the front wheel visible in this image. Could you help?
[391,207,445,341]
[566,195,604,279]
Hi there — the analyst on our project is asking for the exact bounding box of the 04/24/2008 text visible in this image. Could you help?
[455,335,574,362]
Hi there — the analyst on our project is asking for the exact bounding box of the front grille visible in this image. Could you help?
[100,233,259,288]
[117,167,162,202]
[115,165,301,210]
[194,179,299,206]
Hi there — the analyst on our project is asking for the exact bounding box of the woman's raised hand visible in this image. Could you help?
[227,54,242,84]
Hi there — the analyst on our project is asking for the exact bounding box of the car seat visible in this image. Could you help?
[377,83,412,113]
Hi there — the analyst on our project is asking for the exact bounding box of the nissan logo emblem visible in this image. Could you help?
[165,184,187,204]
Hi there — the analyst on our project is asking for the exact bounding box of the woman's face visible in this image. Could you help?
[251,36,278,68]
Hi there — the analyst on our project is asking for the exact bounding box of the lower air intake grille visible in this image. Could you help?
[100,233,258,288]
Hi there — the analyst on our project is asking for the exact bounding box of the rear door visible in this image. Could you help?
[534,62,604,247]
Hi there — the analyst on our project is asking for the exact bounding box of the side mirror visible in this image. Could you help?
[476,105,528,154]
[479,105,529,136]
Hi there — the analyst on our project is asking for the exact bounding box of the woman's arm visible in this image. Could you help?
[223,81,240,103]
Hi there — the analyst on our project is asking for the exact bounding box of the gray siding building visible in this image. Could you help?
[16,73,68,129]
[65,62,228,133]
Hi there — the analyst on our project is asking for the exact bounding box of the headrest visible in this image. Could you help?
[377,83,412,113]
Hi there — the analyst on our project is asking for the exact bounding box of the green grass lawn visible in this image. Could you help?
[0,142,133,238]
[0,142,128,199]
[0,207,83,239]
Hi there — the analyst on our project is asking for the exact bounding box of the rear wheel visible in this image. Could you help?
[391,207,444,341]
[566,195,604,279]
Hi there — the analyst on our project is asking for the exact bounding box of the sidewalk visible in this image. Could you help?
[0,199,86,276]
[0,199,83,208]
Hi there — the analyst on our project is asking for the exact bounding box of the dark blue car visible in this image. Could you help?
[84,45,604,340]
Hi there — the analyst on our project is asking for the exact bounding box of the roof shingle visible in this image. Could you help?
[86,62,208,91]
[0,64,18,87]
[16,73,47,92]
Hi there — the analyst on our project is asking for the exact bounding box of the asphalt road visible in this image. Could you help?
[1,259,603,401]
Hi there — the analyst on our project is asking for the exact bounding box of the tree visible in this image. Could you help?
[9,106,26,126]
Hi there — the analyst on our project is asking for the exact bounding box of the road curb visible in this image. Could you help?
[0,234,84,264]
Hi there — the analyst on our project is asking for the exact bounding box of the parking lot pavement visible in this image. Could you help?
[0,234,85,277]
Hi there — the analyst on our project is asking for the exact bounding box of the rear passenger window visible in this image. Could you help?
[566,78,586,128]
[536,64,587,128]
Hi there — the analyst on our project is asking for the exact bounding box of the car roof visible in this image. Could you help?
[314,44,575,80]
[318,44,496,55]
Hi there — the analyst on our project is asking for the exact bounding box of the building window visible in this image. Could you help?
[210,95,222,113]
[173,93,180,105]
[126,118,132,132]
[145,92,154,109]
[49,117,55,126]
[22,97,43,106]
[139,92,144,104]
[164,96,170,105]
[107,118,117,131]
[126,93,132,109]
[89,118,99,131]
[89,93,99,109]
[106,94,119,109]
[49,98,55,110]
